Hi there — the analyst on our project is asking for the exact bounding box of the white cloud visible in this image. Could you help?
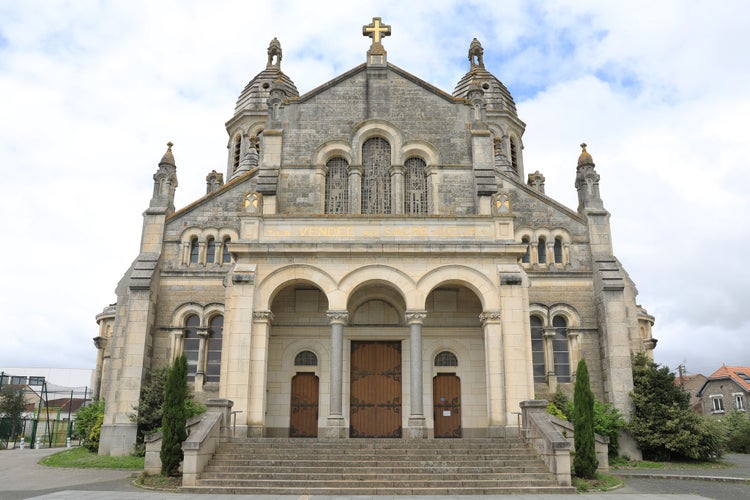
[0,0,748,377]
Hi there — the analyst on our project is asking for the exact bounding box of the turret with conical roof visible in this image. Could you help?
[150,141,178,213]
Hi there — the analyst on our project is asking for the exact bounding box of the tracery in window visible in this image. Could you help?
[404,157,427,214]
[435,351,458,367]
[552,316,570,383]
[205,315,223,383]
[206,237,216,264]
[530,316,546,383]
[294,350,318,366]
[361,137,391,214]
[184,314,200,380]
[325,157,349,214]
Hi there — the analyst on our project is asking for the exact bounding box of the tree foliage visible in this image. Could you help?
[0,391,26,440]
[160,355,188,476]
[73,400,105,452]
[722,410,750,454]
[573,359,598,478]
[628,353,725,461]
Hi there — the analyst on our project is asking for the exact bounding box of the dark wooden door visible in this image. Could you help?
[433,373,462,438]
[350,341,402,438]
[290,372,319,437]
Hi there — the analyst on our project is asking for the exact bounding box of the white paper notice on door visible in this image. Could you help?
[443,410,451,416]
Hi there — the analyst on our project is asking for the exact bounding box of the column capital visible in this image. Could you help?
[405,310,427,325]
[348,164,363,176]
[326,310,349,325]
[479,311,502,325]
[253,310,274,323]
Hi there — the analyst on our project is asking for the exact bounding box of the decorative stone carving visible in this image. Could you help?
[469,38,485,68]
[405,311,427,324]
[205,170,224,194]
[479,311,502,324]
[253,311,274,322]
[243,192,263,214]
[326,310,349,324]
[492,192,513,216]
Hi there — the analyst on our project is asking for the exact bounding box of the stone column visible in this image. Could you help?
[568,330,581,381]
[543,327,556,384]
[480,311,506,435]
[195,328,208,390]
[348,165,362,214]
[390,164,404,214]
[248,310,273,437]
[406,311,427,438]
[326,310,348,438]
[425,166,437,214]
[181,241,190,266]
[197,241,206,266]
[92,336,108,401]
[170,328,184,362]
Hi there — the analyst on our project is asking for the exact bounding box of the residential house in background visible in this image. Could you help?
[696,365,749,417]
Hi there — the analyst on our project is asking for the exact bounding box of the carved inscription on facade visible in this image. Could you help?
[262,224,494,241]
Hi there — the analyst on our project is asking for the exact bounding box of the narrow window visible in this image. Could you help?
[711,396,724,413]
[530,316,545,383]
[538,237,547,264]
[232,136,241,173]
[325,157,349,214]
[184,314,200,381]
[404,157,427,215]
[205,315,223,383]
[735,394,745,411]
[189,238,199,264]
[554,237,563,264]
[522,236,531,263]
[294,351,318,366]
[222,238,231,264]
[510,137,518,172]
[206,237,216,264]
[435,351,458,367]
[361,137,391,214]
[552,316,570,383]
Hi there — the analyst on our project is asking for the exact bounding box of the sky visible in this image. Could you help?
[0,0,748,380]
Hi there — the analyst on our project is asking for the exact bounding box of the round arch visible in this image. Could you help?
[417,265,498,310]
[171,302,204,327]
[338,264,418,310]
[312,140,353,166]
[350,119,404,165]
[399,140,441,166]
[255,264,339,310]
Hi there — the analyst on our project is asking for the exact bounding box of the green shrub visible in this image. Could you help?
[74,400,105,452]
[723,410,750,453]
[546,402,567,420]
[573,359,598,478]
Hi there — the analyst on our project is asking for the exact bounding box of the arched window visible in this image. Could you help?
[554,237,563,264]
[232,136,241,173]
[552,316,570,383]
[294,350,318,366]
[206,237,216,264]
[404,157,427,214]
[522,236,531,263]
[361,137,391,214]
[184,314,200,380]
[434,351,458,367]
[530,316,546,383]
[205,315,223,383]
[189,238,199,265]
[538,237,547,264]
[325,157,349,214]
[510,137,518,172]
[222,237,231,264]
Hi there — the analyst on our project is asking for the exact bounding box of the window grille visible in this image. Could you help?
[361,137,391,214]
[404,157,427,214]
[435,351,458,367]
[325,157,349,214]
[295,351,318,366]
[530,316,545,382]
[552,316,570,382]
[184,314,200,380]
[205,315,223,383]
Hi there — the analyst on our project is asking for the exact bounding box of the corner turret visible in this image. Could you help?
[575,143,604,213]
[149,142,178,213]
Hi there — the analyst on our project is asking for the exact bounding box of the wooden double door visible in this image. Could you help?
[350,341,402,438]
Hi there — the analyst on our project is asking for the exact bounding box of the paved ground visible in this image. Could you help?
[0,447,747,499]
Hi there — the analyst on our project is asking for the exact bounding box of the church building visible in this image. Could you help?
[94,18,656,456]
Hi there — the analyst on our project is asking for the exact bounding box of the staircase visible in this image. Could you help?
[180,437,575,495]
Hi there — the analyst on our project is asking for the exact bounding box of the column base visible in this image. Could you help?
[247,424,265,437]
[324,416,347,438]
[99,423,137,456]
[408,416,427,439]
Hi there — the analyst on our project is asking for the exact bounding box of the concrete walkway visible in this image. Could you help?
[1,446,748,499]
[612,453,750,482]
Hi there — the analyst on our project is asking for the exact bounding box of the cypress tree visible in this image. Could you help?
[161,354,188,476]
[573,359,598,478]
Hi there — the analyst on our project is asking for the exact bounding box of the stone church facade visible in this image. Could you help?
[95,19,656,455]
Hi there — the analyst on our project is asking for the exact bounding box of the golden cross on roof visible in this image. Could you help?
[363,17,391,45]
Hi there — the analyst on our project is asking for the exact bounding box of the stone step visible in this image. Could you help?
[199,471,555,481]
[181,485,577,495]
[206,459,545,469]
[209,452,540,461]
[194,478,560,488]
[203,465,547,475]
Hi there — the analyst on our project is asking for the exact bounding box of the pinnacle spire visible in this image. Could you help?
[160,141,175,166]
[578,142,594,167]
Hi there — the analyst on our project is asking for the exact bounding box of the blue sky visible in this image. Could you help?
[0,0,748,379]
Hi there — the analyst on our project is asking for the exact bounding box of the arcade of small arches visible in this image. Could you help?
[180,228,238,267]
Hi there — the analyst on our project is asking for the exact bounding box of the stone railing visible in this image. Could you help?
[547,413,610,471]
[144,398,234,486]
[520,400,572,486]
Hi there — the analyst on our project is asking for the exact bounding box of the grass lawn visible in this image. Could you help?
[610,456,730,470]
[40,447,144,470]
[573,472,623,492]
